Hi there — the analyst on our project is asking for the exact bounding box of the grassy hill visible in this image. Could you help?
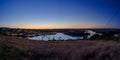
[0,36,120,60]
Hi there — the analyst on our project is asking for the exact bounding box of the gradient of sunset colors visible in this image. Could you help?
[0,0,120,29]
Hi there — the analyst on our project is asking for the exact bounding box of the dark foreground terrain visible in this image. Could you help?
[0,36,120,60]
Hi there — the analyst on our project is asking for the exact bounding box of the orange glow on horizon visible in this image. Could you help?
[7,25,112,29]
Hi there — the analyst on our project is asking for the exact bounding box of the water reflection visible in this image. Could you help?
[29,33,83,41]
[29,30,103,41]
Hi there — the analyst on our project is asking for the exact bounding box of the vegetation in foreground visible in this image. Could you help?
[0,36,120,60]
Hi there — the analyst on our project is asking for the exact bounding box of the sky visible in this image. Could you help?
[0,0,120,29]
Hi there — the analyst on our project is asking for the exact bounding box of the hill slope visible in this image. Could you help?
[0,36,120,60]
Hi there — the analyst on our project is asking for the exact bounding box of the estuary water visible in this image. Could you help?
[29,30,102,41]
[29,33,83,41]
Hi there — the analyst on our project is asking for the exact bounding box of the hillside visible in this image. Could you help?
[0,36,120,60]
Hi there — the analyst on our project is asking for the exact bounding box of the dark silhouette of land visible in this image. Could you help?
[0,27,120,40]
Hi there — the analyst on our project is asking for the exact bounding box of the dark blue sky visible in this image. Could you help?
[0,0,120,29]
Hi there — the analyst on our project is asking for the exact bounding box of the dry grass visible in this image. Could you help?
[0,36,120,60]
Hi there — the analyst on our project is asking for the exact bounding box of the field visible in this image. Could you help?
[0,36,120,60]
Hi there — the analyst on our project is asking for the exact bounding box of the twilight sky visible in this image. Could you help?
[0,0,120,29]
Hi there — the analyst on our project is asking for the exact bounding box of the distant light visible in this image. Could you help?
[114,34,119,37]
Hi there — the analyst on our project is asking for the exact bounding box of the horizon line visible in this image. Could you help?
[0,26,120,30]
